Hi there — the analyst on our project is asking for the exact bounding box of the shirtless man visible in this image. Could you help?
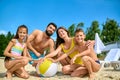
[27,22,57,64]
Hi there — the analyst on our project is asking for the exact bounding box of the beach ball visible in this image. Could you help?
[36,59,58,77]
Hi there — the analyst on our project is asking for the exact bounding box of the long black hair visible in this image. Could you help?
[56,27,70,49]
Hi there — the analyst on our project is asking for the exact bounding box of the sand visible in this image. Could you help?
[0,57,120,80]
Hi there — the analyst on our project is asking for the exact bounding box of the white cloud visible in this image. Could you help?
[0,30,7,35]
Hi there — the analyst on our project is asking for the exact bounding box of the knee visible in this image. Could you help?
[21,59,29,65]
[82,56,89,62]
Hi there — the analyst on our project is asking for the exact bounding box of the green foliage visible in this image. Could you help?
[101,18,120,43]
[68,22,84,37]
[0,32,14,57]
[67,19,120,45]
[0,18,120,57]
[97,51,108,60]
[76,22,84,29]
[68,24,75,37]
[85,20,100,40]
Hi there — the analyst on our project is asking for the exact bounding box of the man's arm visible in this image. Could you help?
[49,39,55,53]
[27,30,40,57]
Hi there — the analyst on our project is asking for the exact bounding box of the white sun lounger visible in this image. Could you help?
[104,48,120,61]
[94,33,105,54]
[94,33,120,70]
[101,48,120,70]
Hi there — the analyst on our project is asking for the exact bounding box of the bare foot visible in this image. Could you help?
[89,73,95,80]
[6,71,12,79]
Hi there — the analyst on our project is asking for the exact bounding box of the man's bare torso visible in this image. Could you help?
[31,31,51,54]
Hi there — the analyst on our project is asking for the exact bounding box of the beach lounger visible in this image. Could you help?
[94,33,105,54]
[94,33,120,70]
[111,61,120,70]
[104,48,120,61]
[102,48,120,70]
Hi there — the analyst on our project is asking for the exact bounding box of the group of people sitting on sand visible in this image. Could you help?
[4,22,101,80]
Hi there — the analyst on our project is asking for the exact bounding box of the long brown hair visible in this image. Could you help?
[56,27,70,49]
[14,25,28,39]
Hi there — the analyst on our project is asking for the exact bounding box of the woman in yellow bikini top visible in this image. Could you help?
[60,38,83,65]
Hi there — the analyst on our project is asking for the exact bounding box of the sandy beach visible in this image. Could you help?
[0,58,120,80]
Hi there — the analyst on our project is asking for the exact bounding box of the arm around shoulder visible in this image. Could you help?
[77,48,91,57]
[49,38,55,53]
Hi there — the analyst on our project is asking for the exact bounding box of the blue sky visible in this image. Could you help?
[0,0,120,39]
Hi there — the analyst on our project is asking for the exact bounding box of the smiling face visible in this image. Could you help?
[56,27,69,48]
[18,27,27,40]
[58,28,68,39]
[75,30,85,43]
[45,24,56,36]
